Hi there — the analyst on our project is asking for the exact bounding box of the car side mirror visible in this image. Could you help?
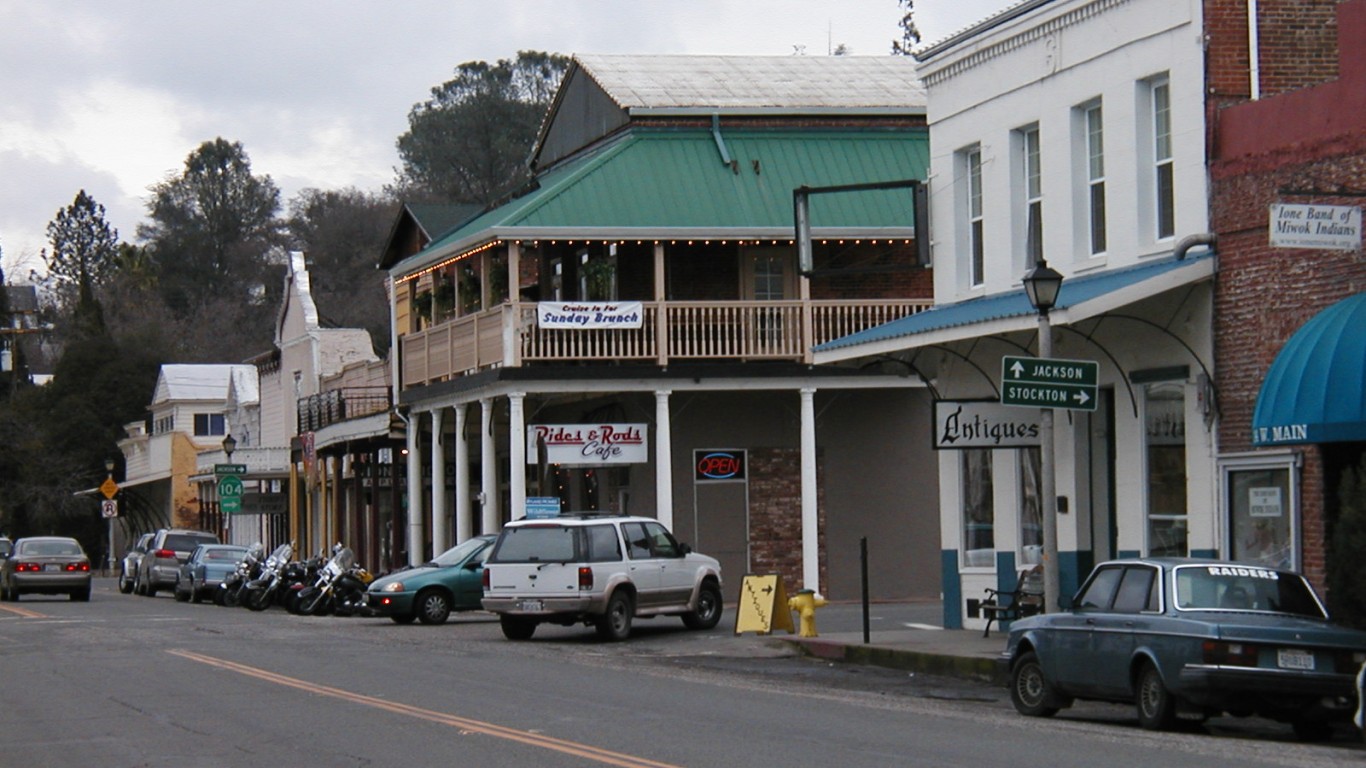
[678,542,692,555]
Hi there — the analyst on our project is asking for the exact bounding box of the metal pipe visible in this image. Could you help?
[1174,232,1217,260]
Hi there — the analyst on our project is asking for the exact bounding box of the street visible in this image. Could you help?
[1,579,1362,767]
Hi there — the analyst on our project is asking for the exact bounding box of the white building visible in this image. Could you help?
[815,0,1219,630]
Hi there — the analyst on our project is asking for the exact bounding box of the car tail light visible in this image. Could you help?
[153,549,175,559]
[482,568,490,589]
[65,562,90,572]
[15,562,42,572]
[1202,640,1260,666]
[578,566,593,590]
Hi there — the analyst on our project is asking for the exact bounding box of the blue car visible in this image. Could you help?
[1003,557,1366,741]
[175,544,249,603]
[366,535,495,625]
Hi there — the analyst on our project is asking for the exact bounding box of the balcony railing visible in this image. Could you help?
[297,387,393,433]
[401,299,931,387]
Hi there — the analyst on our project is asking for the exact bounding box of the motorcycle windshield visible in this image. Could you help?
[269,544,292,562]
[335,548,355,570]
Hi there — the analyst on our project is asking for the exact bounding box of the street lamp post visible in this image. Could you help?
[1023,259,1064,613]
[222,433,237,463]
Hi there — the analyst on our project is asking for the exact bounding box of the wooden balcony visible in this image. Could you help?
[401,299,931,387]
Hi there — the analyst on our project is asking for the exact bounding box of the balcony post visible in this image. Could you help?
[800,271,814,364]
[509,392,526,521]
[430,408,448,556]
[454,403,472,543]
[655,390,673,527]
[405,414,425,567]
[654,243,667,365]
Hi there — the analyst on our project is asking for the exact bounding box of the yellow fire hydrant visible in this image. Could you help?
[788,588,827,637]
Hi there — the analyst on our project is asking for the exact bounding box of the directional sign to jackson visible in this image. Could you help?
[1001,355,1099,411]
[215,463,246,514]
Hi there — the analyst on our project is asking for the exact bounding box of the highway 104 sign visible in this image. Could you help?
[1001,355,1099,412]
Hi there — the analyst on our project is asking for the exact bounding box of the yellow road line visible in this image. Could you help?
[0,604,47,618]
[168,649,682,768]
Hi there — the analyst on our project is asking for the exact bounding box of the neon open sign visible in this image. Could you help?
[694,450,746,481]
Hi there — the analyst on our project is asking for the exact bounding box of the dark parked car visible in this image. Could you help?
[175,544,249,603]
[1003,557,1366,741]
[0,536,12,559]
[118,532,154,594]
[0,536,92,601]
[366,535,495,624]
[135,528,219,597]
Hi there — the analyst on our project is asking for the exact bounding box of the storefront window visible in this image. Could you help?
[1019,447,1043,565]
[1225,460,1295,570]
[1145,382,1187,556]
[962,449,994,567]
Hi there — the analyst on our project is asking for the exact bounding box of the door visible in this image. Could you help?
[741,247,796,352]
[692,482,748,587]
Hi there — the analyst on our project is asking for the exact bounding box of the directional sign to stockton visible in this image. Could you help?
[215,463,246,514]
[1001,355,1099,411]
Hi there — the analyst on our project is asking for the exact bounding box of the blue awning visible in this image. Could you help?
[813,252,1214,363]
[1252,292,1366,446]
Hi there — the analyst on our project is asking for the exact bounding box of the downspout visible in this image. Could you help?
[1175,232,1217,260]
[711,113,736,171]
[1247,0,1261,100]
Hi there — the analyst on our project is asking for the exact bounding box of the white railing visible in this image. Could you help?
[400,299,931,386]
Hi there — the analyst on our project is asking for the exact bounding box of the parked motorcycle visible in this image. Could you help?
[215,542,264,607]
[243,542,294,611]
[295,544,373,617]
[283,550,328,614]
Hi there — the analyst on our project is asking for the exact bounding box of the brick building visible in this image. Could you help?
[1209,0,1366,587]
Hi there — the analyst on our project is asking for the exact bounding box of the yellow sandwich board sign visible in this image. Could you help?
[734,573,795,635]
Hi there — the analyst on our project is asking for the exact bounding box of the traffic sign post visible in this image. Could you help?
[1001,355,1099,411]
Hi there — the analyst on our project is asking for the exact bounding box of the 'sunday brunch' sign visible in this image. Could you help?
[527,423,648,465]
[537,301,643,329]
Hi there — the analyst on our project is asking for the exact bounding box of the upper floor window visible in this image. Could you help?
[193,413,226,437]
[1083,103,1107,255]
[1151,79,1174,240]
[1019,125,1043,265]
[964,146,985,287]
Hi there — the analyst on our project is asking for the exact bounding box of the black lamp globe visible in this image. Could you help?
[221,433,237,461]
[1023,259,1064,313]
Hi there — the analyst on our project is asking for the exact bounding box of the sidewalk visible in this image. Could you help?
[749,600,1012,685]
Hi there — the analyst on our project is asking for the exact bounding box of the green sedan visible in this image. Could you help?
[365,535,495,625]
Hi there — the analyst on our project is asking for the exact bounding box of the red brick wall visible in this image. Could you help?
[1205,0,1340,109]
[746,448,827,593]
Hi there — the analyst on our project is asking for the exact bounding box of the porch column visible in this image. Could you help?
[800,388,819,592]
[405,415,424,567]
[507,241,521,301]
[654,243,667,365]
[454,403,472,543]
[480,397,501,533]
[509,392,527,521]
[430,408,448,556]
[655,390,673,528]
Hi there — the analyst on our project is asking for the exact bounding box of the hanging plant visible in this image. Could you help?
[433,280,456,316]
[459,265,481,312]
[411,290,433,320]
[582,258,615,301]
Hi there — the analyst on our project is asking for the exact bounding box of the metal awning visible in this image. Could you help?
[814,252,1215,363]
[1252,291,1366,446]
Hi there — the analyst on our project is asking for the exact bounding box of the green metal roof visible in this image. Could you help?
[396,126,928,275]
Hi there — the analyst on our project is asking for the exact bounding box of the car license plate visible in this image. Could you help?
[1278,648,1315,670]
[44,563,62,572]
[519,600,544,612]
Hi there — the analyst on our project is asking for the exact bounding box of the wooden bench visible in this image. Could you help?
[980,565,1044,637]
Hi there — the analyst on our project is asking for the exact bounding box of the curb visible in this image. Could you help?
[779,637,1005,685]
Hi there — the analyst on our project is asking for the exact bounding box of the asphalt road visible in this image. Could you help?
[2,579,1363,768]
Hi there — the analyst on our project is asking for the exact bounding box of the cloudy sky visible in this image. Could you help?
[0,0,1007,277]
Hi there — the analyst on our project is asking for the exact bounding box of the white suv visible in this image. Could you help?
[482,514,723,641]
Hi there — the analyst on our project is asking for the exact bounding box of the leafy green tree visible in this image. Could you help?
[891,0,922,54]
[139,138,282,318]
[286,187,396,352]
[395,51,568,204]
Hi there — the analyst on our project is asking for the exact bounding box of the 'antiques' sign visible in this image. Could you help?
[933,400,1041,450]
[1269,203,1362,251]
[526,423,648,465]
[537,301,643,329]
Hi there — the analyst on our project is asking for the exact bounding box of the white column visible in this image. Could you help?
[454,403,472,543]
[429,408,448,556]
[405,414,425,567]
[480,398,501,534]
[509,392,527,521]
[655,390,673,528]
[800,388,819,592]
